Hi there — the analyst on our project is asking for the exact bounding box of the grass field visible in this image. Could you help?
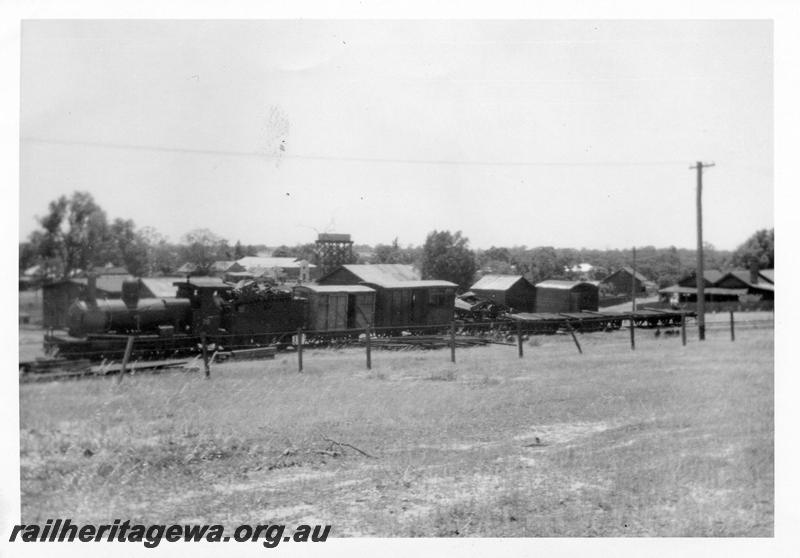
[19,325,773,537]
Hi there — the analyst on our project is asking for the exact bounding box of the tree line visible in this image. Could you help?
[19,191,773,291]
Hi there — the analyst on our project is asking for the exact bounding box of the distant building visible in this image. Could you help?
[209,261,246,276]
[600,267,649,295]
[660,267,774,303]
[469,274,536,312]
[715,269,774,300]
[236,257,317,283]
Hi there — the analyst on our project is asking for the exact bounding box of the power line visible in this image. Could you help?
[22,137,687,168]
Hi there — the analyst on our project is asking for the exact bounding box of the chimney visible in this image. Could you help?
[86,273,98,308]
[749,262,759,285]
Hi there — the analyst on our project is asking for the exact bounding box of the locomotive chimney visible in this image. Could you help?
[122,278,141,309]
[86,273,98,308]
[749,261,759,284]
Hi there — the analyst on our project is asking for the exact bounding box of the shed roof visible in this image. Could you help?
[535,280,596,290]
[659,285,749,296]
[678,270,725,286]
[210,260,244,272]
[759,269,774,283]
[471,274,530,291]
[362,280,457,289]
[43,275,133,294]
[331,264,420,283]
[717,271,775,292]
[601,266,649,283]
[140,277,182,298]
[236,257,315,270]
[173,277,231,289]
[296,284,375,294]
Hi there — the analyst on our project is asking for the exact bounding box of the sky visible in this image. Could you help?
[19,19,773,251]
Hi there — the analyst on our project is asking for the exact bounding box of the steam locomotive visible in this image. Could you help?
[45,276,459,360]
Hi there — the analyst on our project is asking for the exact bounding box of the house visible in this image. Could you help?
[600,266,649,295]
[176,262,199,275]
[469,274,536,312]
[209,261,246,276]
[714,268,774,300]
[677,270,725,289]
[236,257,317,283]
[534,280,599,313]
[660,267,774,303]
[317,264,420,286]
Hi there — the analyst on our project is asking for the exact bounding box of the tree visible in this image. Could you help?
[179,229,230,274]
[421,230,477,290]
[730,228,774,269]
[108,218,148,276]
[528,247,560,284]
[29,191,113,278]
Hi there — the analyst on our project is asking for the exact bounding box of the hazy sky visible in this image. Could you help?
[19,19,773,250]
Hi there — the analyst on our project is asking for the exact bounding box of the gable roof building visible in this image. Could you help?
[317,264,420,286]
[600,266,649,294]
[469,274,537,311]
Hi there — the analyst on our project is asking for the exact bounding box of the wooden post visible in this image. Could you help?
[201,333,210,378]
[566,322,583,354]
[730,310,735,342]
[117,335,135,383]
[297,328,303,372]
[365,324,372,370]
[681,313,687,346]
[450,321,456,363]
[631,246,637,312]
[629,318,636,351]
[517,320,524,358]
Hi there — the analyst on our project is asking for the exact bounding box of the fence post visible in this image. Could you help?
[566,322,583,354]
[297,327,304,373]
[681,313,687,346]
[517,320,523,358]
[201,333,210,378]
[450,321,456,363]
[629,318,636,351]
[117,335,135,383]
[365,324,372,370]
[730,310,735,342]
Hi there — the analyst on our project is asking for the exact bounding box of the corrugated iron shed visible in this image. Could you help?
[470,274,526,291]
[363,280,456,289]
[297,284,376,294]
[536,280,592,290]
[236,257,315,270]
[318,264,421,285]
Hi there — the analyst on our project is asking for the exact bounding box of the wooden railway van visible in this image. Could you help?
[361,280,457,328]
[294,285,376,331]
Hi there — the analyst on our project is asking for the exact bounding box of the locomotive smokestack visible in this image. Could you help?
[86,273,98,308]
[122,278,142,309]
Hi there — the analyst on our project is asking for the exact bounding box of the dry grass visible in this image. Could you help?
[19,327,773,536]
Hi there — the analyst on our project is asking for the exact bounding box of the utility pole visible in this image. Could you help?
[690,161,714,341]
[631,246,637,312]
